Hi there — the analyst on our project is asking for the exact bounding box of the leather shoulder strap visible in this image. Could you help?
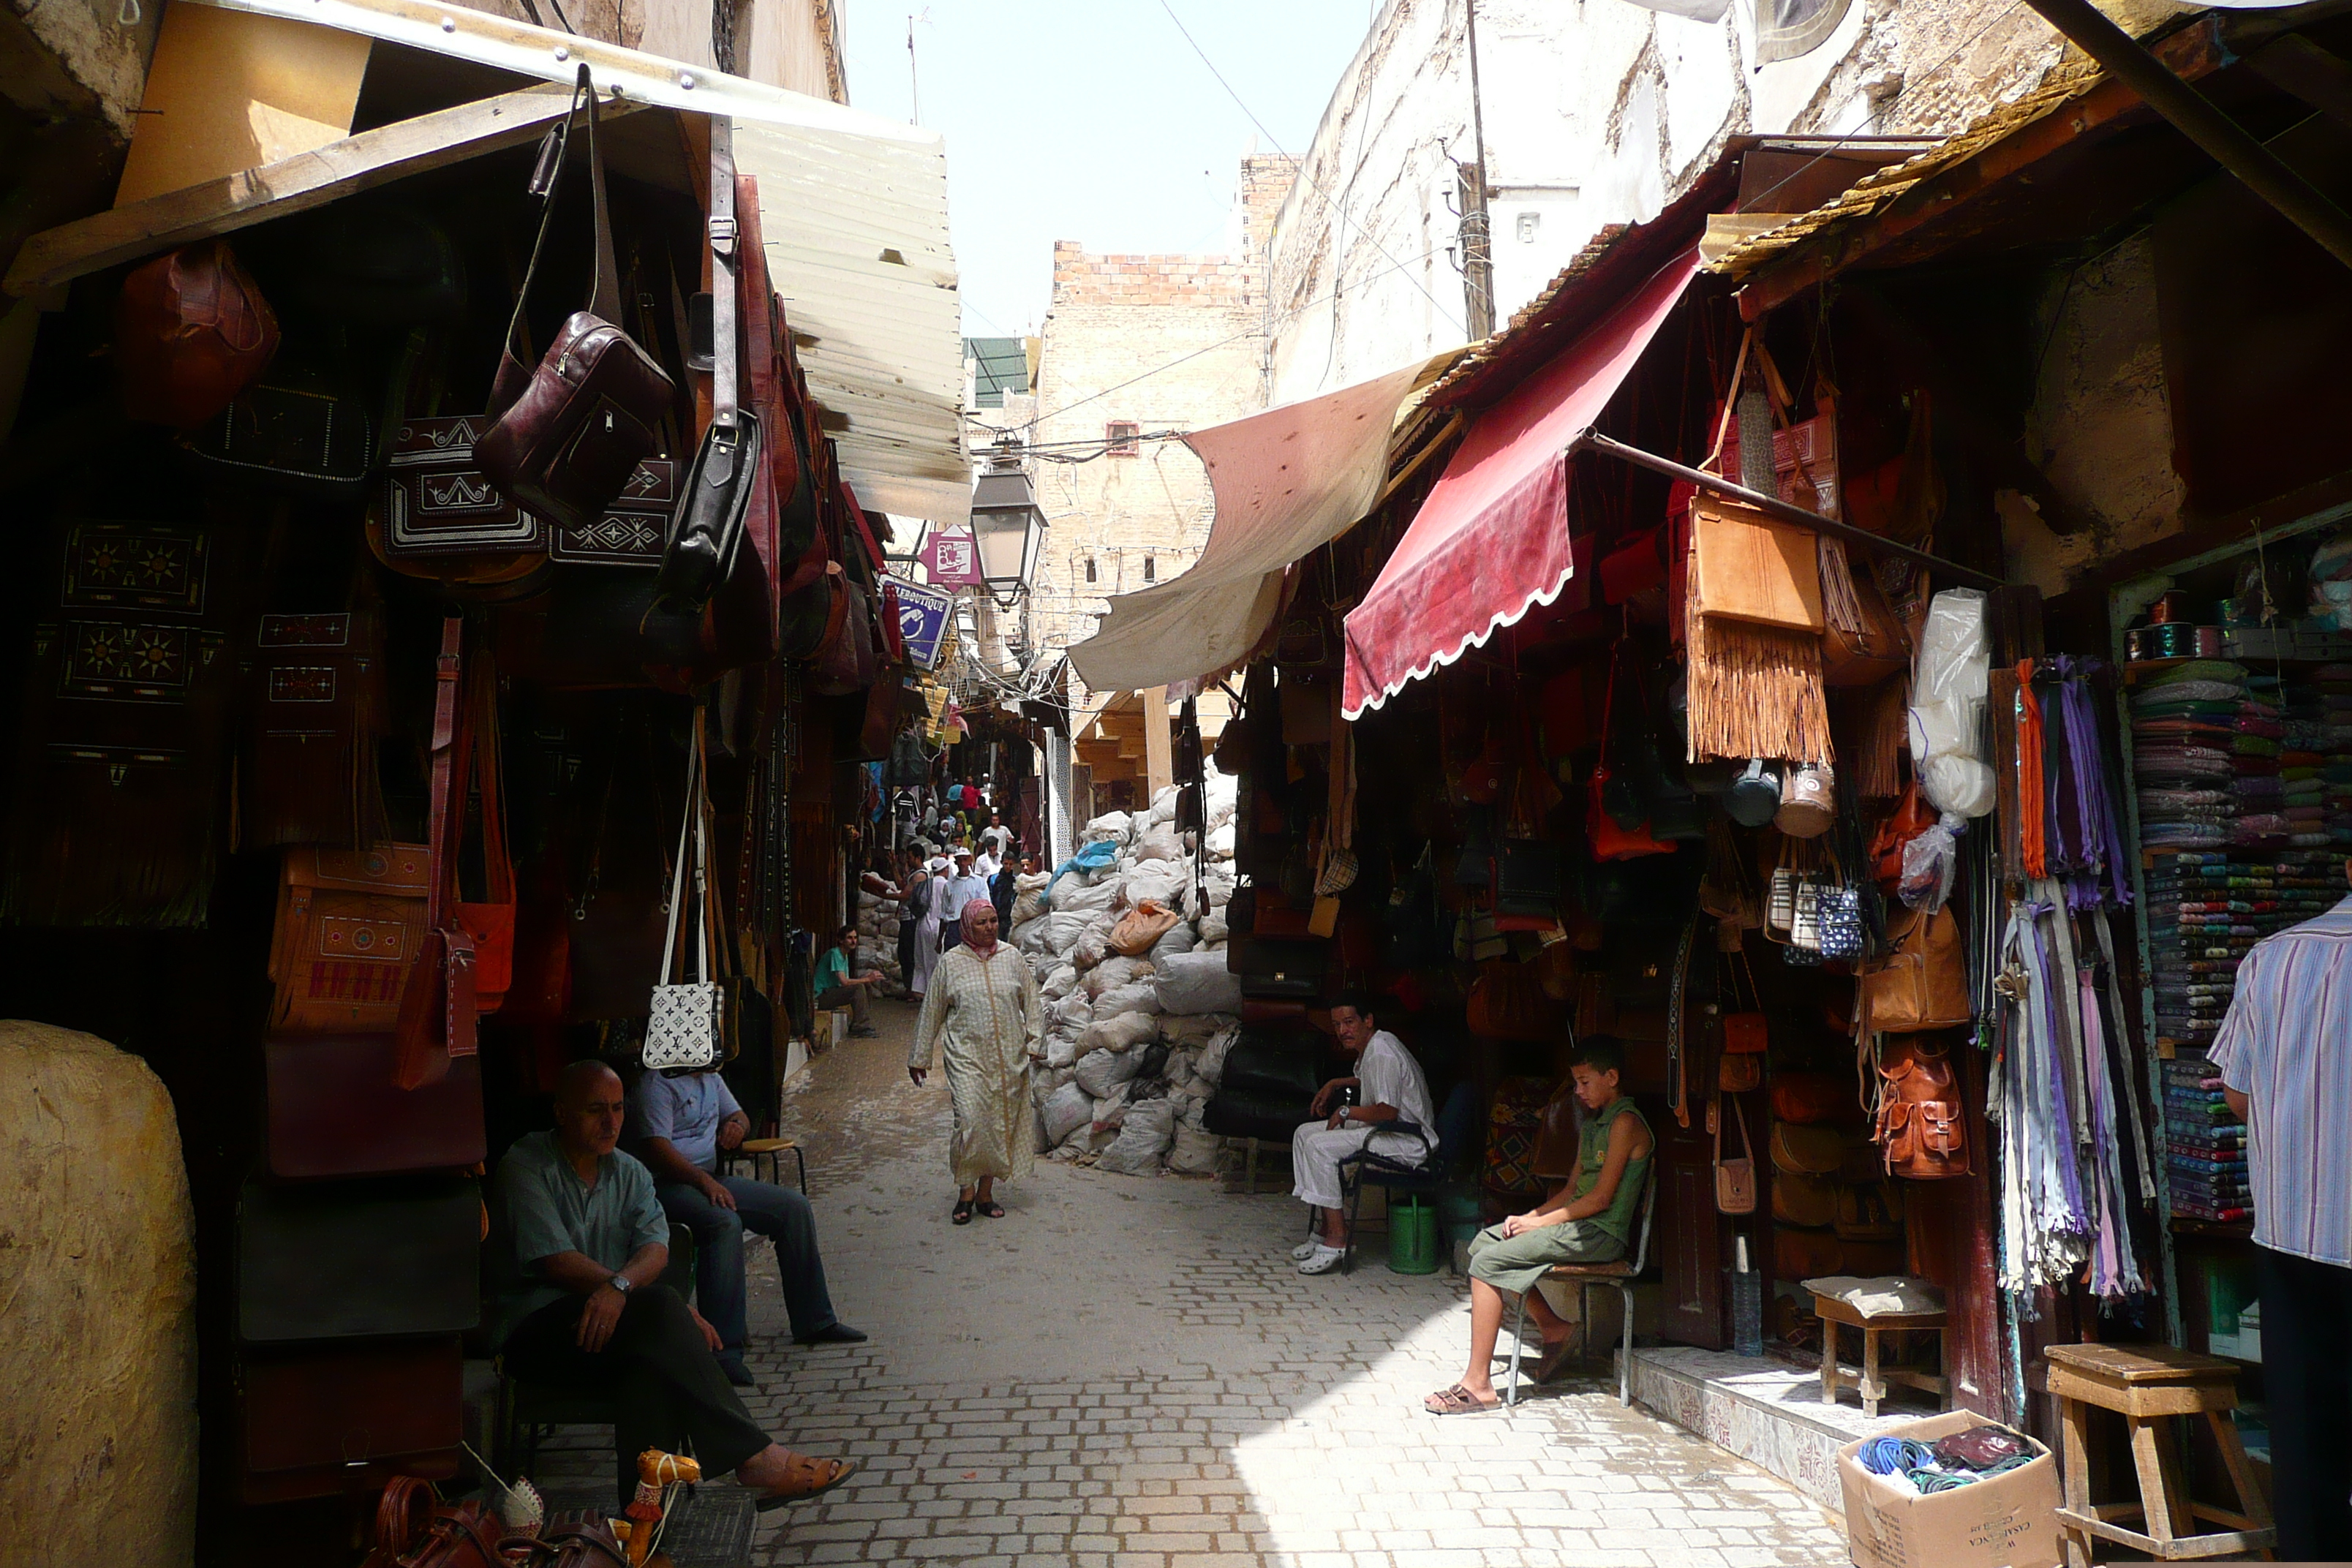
[583,66,621,323]
[423,615,466,928]
[496,69,589,377]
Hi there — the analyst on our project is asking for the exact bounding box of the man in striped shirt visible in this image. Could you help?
[2209,878,2352,1562]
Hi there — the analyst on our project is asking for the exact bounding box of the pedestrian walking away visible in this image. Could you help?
[908,899,1044,1224]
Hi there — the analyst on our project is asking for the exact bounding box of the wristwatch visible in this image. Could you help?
[608,1274,632,1294]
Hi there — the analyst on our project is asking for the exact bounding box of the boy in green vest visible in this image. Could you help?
[1425,1036,1654,1414]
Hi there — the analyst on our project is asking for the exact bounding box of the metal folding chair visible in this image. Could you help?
[1504,1169,1656,1407]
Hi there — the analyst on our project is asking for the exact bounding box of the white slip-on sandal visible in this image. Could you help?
[1291,1240,1325,1261]
[1296,1243,1347,1275]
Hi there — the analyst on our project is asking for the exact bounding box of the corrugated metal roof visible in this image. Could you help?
[180,0,970,524]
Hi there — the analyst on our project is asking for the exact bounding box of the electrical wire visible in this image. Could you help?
[1156,0,1465,336]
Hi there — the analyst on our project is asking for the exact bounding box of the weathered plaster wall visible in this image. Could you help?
[2005,231,2185,593]
[1265,0,2070,404]
[0,1021,197,1568]
[2,0,161,139]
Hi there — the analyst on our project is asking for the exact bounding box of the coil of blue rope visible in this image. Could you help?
[1859,1438,1937,1476]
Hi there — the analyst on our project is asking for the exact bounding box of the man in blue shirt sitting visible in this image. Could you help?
[629,1065,866,1386]
[492,1060,854,1509]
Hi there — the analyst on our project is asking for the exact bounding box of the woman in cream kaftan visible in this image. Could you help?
[908,900,1043,1221]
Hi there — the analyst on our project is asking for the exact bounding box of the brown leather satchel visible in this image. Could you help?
[393,617,480,1089]
[361,1475,507,1568]
[1772,1169,1837,1228]
[1769,1071,1849,1126]
[238,1341,461,1504]
[1769,1119,1844,1175]
[476,68,675,531]
[269,843,430,1032]
[1872,1035,1970,1179]
[265,1033,485,1180]
[1466,960,1564,1041]
[116,239,279,429]
[241,599,388,851]
[1714,1094,1757,1215]
[1859,903,1972,1033]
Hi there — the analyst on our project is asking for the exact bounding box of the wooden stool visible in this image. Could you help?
[1810,1292,1950,1418]
[720,1137,805,1194]
[2043,1343,2274,1564]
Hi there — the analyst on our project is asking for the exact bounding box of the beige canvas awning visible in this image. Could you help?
[1066,351,1458,694]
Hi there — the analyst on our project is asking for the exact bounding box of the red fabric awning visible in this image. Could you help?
[1341,250,1700,718]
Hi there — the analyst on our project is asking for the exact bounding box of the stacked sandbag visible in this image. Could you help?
[855,888,908,995]
[1020,778,1245,1175]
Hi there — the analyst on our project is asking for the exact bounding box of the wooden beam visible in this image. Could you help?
[7,82,649,297]
[2245,34,2352,135]
[1735,18,2225,320]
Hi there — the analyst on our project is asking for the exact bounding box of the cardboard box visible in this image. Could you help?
[1838,1410,2062,1568]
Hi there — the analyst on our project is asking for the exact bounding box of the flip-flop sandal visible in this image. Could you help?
[1533,1341,1577,1384]
[753,1455,859,1512]
[951,1199,975,1226]
[1423,1384,1499,1416]
[976,1200,1006,1218]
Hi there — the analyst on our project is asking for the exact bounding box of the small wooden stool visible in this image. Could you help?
[720,1137,805,1194]
[2043,1343,2274,1564]
[1810,1292,1950,1418]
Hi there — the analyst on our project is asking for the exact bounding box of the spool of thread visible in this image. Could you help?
[2196,625,2224,657]
[2130,622,2206,661]
[2150,589,2190,624]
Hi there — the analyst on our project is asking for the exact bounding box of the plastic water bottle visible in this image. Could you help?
[1733,1235,1765,1357]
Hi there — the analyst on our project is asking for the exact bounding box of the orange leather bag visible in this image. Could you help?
[1872,1036,1970,1179]
[268,845,430,1033]
[1859,904,1972,1033]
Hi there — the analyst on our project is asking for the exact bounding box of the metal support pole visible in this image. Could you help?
[2019,0,2352,272]
[1572,429,2010,589]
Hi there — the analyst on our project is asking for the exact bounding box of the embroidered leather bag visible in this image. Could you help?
[270,843,431,1032]
[241,598,388,852]
[476,69,674,532]
[1714,1094,1757,1215]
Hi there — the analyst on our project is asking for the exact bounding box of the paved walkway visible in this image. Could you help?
[543,1000,1850,1568]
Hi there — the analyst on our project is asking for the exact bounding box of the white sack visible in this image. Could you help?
[1039,1082,1093,1147]
[1097,1096,1177,1175]
[1039,964,1079,1003]
[1149,922,1199,962]
[1076,1049,1145,1098]
[1198,913,1229,945]
[1093,981,1163,1018]
[1081,810,1132,845]
[1134,829,1183,863]
[1082,957,1152,999]
[1194,1026,1239,1087]
[1079,1012,1157,1056]
[1049,995,1094,1031]
[1154,950,1245,1015]
[1167,1125,1221,1175]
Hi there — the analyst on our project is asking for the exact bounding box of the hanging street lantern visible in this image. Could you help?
[968,443,1046,606]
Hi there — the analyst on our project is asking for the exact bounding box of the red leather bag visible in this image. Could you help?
[394,618,478,1088]
[362,1476,507,1568]
[1869,780,1936,894]
[116,239,279,429]
[453,656,515,1010]
[1872,1036,1970,1179]
[475,69,674,532]
[1770,1071,1850,1126]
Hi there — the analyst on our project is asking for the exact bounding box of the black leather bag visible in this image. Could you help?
[1202,1024,1328,1140]
[1496,840,1562,918]
[659,118,764,611]
[238,1176,481,1342]
[181,363,372,497]
[1230,934,1329,1000]
[238,1338,462,1504]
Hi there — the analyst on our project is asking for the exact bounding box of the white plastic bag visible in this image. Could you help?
[1093,981,1163,1017]
[1909,587,1994,819]
[1899,811,1965,912]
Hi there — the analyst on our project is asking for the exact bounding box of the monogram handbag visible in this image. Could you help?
[658,118,765,611]
[644,715,722,1071]
[1713,1093,1757,1215]
[476,68,675,532]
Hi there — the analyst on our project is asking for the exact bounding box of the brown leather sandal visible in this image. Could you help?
[1422,1384,1499,1415]
[753,1454,859,1512]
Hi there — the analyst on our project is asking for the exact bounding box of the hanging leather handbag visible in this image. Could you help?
[1718,1049,1761,1093]
[1770,1071,1850,1126]
[643,715,723,1070]
[1859,904,1972,1033]
[1466,960,1564,1041]
[1872,1035,1970,1179]
[453,657,516,1010]
[1833,1177,1905,1240]
[809,566,880,696]
[1869,780,1936,894]
[241,598,388,852]
[1714,1094,1757,1215]
[237,1338,461,1504]
[1773,1169,1839,1228]
[659,118,766,611]
[393,618,479,1090]
[269,843,431,1032]
[1721,950,1769,1053]
[380,412,549,559]
[1769,1119,1844,1175]
[237,1175,480,1342]
[549,459,674,565]
[180,361,373,497]
[116,238,279,429]
[476,68,675,532]
[265,1033,484,1180]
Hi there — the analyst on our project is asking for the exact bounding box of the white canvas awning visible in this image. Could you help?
[1067,351,1458,693]
[8,0,968,523]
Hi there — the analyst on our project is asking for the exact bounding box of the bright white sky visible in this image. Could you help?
[843,1,1381,339]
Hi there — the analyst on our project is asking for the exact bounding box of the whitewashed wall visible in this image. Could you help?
[1265,0,2070,404]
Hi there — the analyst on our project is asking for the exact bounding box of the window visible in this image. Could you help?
[1105,421,1140,457]
[1143,557,1156,582]
[1085,557,1098,584]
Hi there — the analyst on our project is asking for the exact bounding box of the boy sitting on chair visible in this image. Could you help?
[1425,1036,1653,1414]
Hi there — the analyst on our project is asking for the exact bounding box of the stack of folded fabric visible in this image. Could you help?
[2231,675,2288,848]
[2317,664,2352,843]
[2132,663,2247,848]
[2143,853,2241,1045]
[2163,1054,2250,1222]
[2278,677,2332,847]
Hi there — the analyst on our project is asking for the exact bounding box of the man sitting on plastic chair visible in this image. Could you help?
[1290,990,1439,1275]
[1425,1036,1653,1414]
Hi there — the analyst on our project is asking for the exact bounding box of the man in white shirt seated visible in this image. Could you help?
[628,1066,866,1387]
[1289,991,1439,1275]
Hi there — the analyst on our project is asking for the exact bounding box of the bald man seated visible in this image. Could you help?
[490,1060,857,1510]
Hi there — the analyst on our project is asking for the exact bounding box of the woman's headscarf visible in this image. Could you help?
[959,896,1000,958]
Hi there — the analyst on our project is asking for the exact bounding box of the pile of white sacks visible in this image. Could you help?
[1013,774,1244,1175]
[853,886,907,995]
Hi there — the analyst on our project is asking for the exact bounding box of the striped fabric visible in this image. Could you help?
[2209,892,2352,1266]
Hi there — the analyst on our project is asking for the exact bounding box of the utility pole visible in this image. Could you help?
[907,12,920,124]
[1459,0,1496,338]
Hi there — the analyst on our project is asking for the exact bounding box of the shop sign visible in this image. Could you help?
[887,575,955,669]
[919,527,983,587]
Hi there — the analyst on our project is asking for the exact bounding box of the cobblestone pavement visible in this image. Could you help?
[538,1000,1851,1567]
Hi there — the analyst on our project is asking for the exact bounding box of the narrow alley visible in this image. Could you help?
[526,999,1854,1568]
